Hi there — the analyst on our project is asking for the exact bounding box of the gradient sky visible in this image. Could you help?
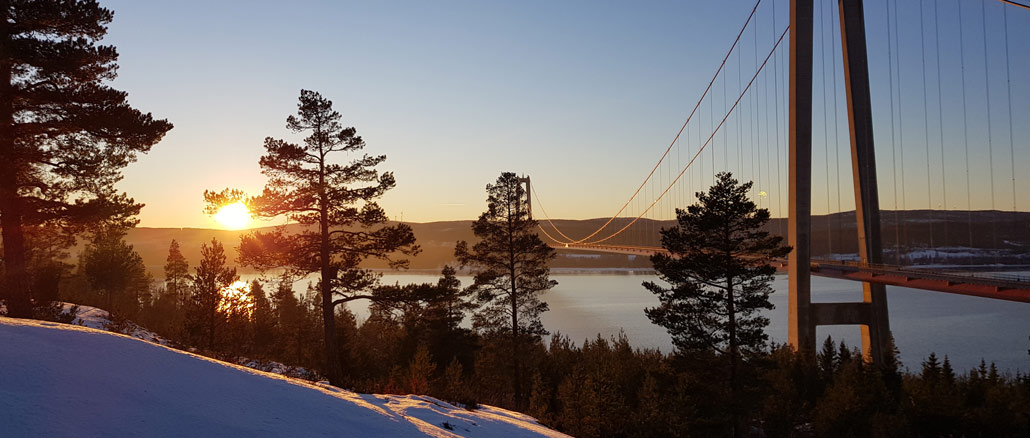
[101,0,1028,229]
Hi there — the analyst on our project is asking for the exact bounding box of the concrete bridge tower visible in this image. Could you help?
[788,0,892,363]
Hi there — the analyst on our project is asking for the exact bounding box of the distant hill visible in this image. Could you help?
[114,210,1030,276]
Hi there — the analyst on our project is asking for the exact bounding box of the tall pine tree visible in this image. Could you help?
[186,237,237,351]
[455,172,556,409]
[205,90,417,385]
[81,227,147,315]
[644,171,790,435]
[0,0,172,316]
[164,239,189,307]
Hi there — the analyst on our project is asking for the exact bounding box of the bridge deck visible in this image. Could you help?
[552,244,1030,303]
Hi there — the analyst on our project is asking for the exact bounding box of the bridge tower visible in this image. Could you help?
[518,175,532,219]
[788,0,891,363]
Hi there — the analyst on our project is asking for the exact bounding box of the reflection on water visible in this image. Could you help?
[244,271,1030,373]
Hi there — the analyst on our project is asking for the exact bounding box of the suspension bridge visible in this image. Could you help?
[526,0,1030,362]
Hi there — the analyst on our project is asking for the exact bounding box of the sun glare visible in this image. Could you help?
[218,280,254,317]
[215,202,251,230]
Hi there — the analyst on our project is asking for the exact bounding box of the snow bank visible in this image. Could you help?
[0,317,568,438]
[58,303,170,345]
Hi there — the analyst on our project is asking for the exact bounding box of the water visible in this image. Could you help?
[249,272,1030,373]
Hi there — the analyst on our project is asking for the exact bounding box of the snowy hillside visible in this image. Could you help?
[58,303,170,345]
[0,317,569,438]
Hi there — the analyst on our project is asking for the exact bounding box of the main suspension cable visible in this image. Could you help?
[532,0,765,245]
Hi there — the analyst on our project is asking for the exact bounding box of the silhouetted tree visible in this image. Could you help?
[164,240,190,307]
[0,0,172,316]
[186,238,237,351]
[249,280,274,355]
[81,227,148,315]
[205,90,417,385]
[644,171,790,436]
[270,277,315,366]
[455,172,557,409]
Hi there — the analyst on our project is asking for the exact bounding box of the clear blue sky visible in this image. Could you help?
[102,0,1028,229]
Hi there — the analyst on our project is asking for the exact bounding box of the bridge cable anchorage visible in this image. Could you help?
[578,26,791,246]
[532,0,765,245]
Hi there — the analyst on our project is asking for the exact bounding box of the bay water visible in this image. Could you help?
[250,271,1030,373]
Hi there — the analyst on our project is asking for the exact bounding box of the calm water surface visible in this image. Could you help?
[259,272,1030,373]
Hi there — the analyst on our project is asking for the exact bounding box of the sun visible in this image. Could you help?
[214,202,251,230]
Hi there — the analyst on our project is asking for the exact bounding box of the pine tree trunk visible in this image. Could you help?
[727,272,739,438]
[318,157,343,387]
[0,0,31,318]
[509,198,522,410]
[511,268,521,409]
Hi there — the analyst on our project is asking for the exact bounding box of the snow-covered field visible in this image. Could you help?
[0,317,569,438]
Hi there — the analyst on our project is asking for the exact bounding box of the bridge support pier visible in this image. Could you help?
[788,0,892,364]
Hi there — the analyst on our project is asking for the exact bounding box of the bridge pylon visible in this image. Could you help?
[517,175,532,219]
[788,0,891,364]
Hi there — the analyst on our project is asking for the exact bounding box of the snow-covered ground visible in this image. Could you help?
[0,317,569,438]
[58,302,170,345]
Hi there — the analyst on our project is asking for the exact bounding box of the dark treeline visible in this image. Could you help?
[52,251,1030,437]
[43,173,1030,438]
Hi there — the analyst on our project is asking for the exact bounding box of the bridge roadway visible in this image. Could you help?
[551,244,1030,303]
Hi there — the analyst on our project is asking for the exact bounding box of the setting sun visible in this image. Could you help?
[214,202,251,230]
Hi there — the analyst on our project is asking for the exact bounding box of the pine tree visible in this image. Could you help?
[186,238,237,351]
[0,0,172,317]
[249,280,275,356]
[921,352,941,383]
[271,277,308,365]
[206,90,417,385]
[441,357,470,407]
[455,172,557,409]
[818,335,837,381]
[164,239,190,307]
[81,227,147,315]
[431,265,473,330]
[407,344,436,395]
[644,172,790,436]
[941,355,955,386]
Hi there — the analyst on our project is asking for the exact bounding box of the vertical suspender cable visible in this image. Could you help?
[920,0,935,251]
[933,0,948,248]
[894,0,908,261]
[820,0,832,256]
[886,0,901,263]
[831,2,843,254]
[1002,7,1016,225]
[957,0,973,248]
[738,46,744,180]
[774,2,778,236]
[981,0,998,259]
[753,21,759,203]
[725,59,733,172]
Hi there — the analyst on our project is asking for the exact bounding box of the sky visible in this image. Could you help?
[100,0,1029,229]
